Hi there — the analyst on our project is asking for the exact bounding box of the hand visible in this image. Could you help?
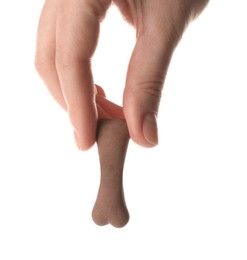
[35,0,209,150]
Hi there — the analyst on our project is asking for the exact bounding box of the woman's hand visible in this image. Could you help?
[35,0,209,150]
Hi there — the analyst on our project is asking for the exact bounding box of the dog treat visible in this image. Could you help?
[92,119,130,228]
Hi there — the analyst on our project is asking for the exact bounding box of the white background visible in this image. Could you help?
[0,1,247,259]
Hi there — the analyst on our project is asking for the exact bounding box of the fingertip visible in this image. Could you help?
[123,87,159,148]
[69,102,98,151]
[74,117,97,151]
[95,84,106,97]
[74,130,96,151]
[124,108,158,148]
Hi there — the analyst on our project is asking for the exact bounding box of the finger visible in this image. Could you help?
[97,95,124,119]
[95,85,124,119]
[35,1,66,110]
[95,84,106,97]
[124,8,184,148]
[55,1,110,150]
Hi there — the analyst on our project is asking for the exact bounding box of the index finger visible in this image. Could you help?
[55,2,109,150]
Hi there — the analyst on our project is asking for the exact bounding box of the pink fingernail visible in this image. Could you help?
[143,113,158,146]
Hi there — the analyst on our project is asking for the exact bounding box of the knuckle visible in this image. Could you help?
[82,0,111,20]
[127,80,163,111]
[140,81,163,99]
[130,80,163,99]
[140,82,162,109]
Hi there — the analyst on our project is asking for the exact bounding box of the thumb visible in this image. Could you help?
[124,24,180,147]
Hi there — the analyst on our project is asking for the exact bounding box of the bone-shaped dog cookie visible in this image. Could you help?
[92,118,130,228]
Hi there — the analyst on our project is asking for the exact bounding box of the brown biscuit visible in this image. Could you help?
[92,119,130,228]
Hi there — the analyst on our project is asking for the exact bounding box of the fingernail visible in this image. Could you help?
[74,130,83,150]
[143,113,158,146]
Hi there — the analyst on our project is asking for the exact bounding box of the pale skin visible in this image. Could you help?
[35,0,209,150]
